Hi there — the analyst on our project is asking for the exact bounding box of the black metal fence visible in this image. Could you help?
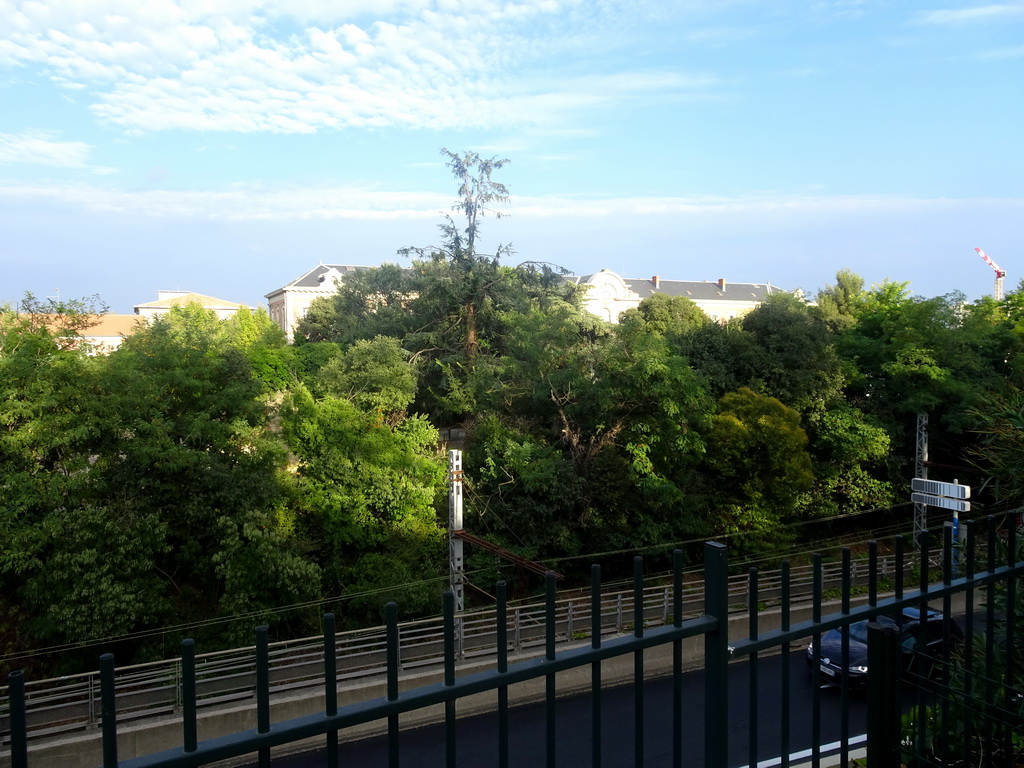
[3,515,1022,768]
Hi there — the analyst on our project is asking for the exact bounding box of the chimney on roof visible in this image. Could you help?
[652,275,660,289]
[717,278,727,291]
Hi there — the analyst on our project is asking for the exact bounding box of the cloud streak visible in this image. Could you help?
[0,130,113,172]
[2,178,1018,223]
[918,3,1024,25]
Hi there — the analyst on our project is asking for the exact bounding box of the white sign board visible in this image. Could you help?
[911,478,970,499]
[912,492,971,513]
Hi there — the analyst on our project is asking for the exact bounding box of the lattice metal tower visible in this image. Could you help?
[914,413,929,544]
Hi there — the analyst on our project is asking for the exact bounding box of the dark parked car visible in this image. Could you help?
[806,606,964,688]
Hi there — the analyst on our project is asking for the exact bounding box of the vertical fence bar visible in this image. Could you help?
[545,572,557,768]
[443,591,457,768]
[780,560,791,768]
[914,532,929,760]
[747,567,759,768]
[983,516,997,764]
[100,653,118,768]
[894,535,905,600]
[703,541,729,768]
[387,602,400,768]
[88,672,96,726]
[839,548,851,768]
[591,564,602,768]
[256,626,271,768]
[868,540,878,608]
[1002,517,1017,762]
[7,670,28,768]
[323,613,338,768]
[496,581,509,768]
[181,639,197,754]
[672,550,682,768]
[866,621,900,768]
[811,553,822,768]
[940,523,954,764]
[633,556,644,768]
[962,520,976,764]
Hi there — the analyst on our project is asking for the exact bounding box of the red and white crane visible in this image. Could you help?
[976,247,1007,301]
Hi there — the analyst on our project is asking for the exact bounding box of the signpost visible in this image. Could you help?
[910,492,970,512]
[911,478,970,500]
[911,477,969,576]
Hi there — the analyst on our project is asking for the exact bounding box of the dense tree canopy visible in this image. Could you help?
[3,156,1021,677]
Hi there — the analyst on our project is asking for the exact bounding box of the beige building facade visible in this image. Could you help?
[266,264,789,341]
[569,269,785,323]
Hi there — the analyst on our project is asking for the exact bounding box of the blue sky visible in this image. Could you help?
[1,0,1022,314]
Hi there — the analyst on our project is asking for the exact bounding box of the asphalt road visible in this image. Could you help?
[264,649,879,768]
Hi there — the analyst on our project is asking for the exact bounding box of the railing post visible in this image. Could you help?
[323,613,339,768]
[256,626,271,768]
[7,670,28,768]
[703,541,729,768]
[387,602,401,768]
[545,572,558,768]
[443,592,457,768]
[633,556,645,768]
[497,581,510,768]
[181,639,197,754]
[88,672,97,727]
[100,653,118,768]
[866,620,901,768]
[591,564,603,768]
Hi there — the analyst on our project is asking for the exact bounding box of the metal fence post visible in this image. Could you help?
[323,613,338,768]
[703,541,729,768]
[99,653,118,768]
[256,626,271,768]
[866,621,901,768]
[7,670,28,768]
[182,639,197,754]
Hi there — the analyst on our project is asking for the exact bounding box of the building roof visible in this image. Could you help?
[81,314,144,336]
[568,271,783,302]
[31,313,142,336]
[267,264,373,296]
[134,292,250,313]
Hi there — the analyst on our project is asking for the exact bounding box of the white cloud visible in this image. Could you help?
[0,130,113,172]
[918,3,1024,24]
[980,44,1024,57]
[0,0,706,133]
[2,178,1019,226]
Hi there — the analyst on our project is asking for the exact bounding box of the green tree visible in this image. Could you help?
[399,148,513,364]
[803,402,895,518]
[223,307,296,391]
[296,264,416,347]
[739,292,844,412]
[93,306,318,640]
[465,306,712,561]
[702,388,814,549]
[815,268,865,332]
[316,335,417,416]
[279,385,446,619]
[619,293,710,340]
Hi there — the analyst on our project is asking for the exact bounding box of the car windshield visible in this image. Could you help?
[847,615,898,644]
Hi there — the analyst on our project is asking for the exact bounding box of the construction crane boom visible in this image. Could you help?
[976,247,1006,301]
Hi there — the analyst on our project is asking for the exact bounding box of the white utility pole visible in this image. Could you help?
[448,449,465,617]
